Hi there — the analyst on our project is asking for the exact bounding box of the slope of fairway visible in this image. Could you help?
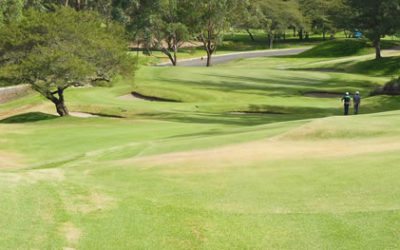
[1,49,400,249]
[1,111,400,249]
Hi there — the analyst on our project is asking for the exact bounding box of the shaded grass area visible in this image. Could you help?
[292,39,400,77]
[350,56,400,76]
[299,55,400,77]
[297,39,400,58]
[298,39,370,58]
[0,112,58,124]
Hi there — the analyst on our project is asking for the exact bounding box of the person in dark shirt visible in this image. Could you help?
[353,91,361,115]
[341,92,351,115]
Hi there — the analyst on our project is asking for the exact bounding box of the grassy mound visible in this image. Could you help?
[350,56,400,76]
[298,39,370,58]
[0,112,58,124]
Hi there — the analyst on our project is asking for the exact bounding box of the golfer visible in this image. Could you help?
[341,92,351,115]
[353,91,361,115]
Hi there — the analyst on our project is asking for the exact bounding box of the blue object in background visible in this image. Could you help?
[354,31,362,38]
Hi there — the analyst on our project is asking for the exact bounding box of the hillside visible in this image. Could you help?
[1,43,400,249]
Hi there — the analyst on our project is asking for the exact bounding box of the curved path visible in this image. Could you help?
[159,47,310,67]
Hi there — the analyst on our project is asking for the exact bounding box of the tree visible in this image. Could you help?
[231,0,265,42]
[346,0,400,59]
[328,0,353,38]
[0,7,134,116]
[259,0,302,48]
[188,0,237,67]
[126,0,159,55]
[149,0,190,66]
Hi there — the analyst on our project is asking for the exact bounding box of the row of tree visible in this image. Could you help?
[2,0,400,66]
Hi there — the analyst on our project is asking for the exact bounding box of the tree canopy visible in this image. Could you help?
[346,0,400,59]
[0,0,399,74]
[0,7,134,116]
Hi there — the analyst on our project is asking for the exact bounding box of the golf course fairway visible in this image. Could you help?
[1,46,400,249]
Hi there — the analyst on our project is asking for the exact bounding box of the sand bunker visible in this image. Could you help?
[69,112,100,118]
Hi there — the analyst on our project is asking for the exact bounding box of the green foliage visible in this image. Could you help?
[0,7,135,116]
[0,0,24,26]
[346,0,400,41]
[0,7,133,83]
[346,0,400,58]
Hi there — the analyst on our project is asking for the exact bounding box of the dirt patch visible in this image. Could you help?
[120,91,180,102]
[0,152,24,169]
[26,169,65,183]
[303,91,343,98]
[60,222,81,250]
[66,191,115,214]
[120,137,400,174]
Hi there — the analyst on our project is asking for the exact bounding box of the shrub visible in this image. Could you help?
[373,77,400,95]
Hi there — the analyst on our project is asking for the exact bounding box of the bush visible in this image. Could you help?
[373,78,400,95]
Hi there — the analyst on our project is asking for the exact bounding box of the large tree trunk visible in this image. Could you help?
[373,38,382,59]
[75,0,81,10]
[160,47,177,66]
[246,29,255,42]
[31,84,70,117]
[173,45,177,66]
[54,87,69,116]
[268,33,274,49]
[200,34,215,67]
[55,100,69,116]
[206,51,212,67]
[298,29,304,40]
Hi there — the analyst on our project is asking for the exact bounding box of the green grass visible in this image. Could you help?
[292,40,400,77]
[298,39,400,58]
[298,39,371,57]
[2,45,400,249]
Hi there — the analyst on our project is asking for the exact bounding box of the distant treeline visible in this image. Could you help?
[1,0,400,65]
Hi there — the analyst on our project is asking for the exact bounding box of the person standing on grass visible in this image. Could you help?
[341,92,352,115]
[353,91,361,115]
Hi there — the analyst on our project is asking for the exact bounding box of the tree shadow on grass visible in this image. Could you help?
[158,72,379,96]
[0,112,59,124]
[138,110,332,126]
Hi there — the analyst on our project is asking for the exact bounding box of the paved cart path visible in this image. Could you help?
[158,47,310,67]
